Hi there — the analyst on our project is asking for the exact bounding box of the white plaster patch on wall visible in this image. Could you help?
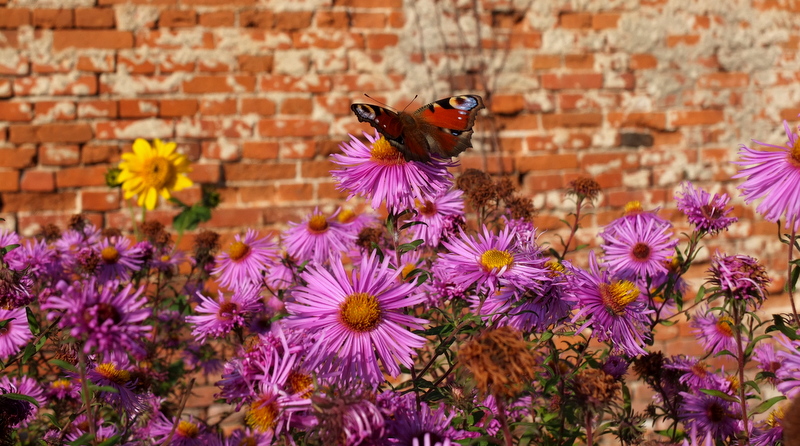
[524,91,555,112]
[591,126,617,149]
[0,49,27,74]
[17,27,54,68]
[494,73,540,92]
[584,155,621,176]
[33,103,76,125]
[154,28,206,48]
[216,138,240,160]
[101,72,189,96]
[0,82,11,97]
[312,48,347,73]
[273,50,309,76]
[622,170,650,188]
[114,119,173,140]
[114,4,160,31]
[540,28,577,53]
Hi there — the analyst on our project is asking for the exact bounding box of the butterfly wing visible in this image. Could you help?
[412,95,485,158]
[351,103,430,161]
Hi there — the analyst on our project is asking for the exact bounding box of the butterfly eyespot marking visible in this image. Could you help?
[450,96,479,110]
[447,129,463,136]
[352,104,376,120]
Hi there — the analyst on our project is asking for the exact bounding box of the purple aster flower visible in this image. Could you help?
[212,229,277,289]
[283,208,355,265]
[385,394,465,445]
[336,207,378,237]
[47,378,80,400]
[226,428,274,446]
[475,394,532,437]
[689,307,742,357]
[707,252,770,305]
[602,355,629,380]
[151,245,186,274]
[437,226,549,297]
[568,251,653,356]
[313,390,386,445]
[187,283,264,343]
[0,375,45,427]
[43,278,151,357]
[406,189,465,247]
[87,352,147,412]
[664,355,730,392]
[285,251,428,387]
[602,202,673,238]
[776,335,800,397]
[331,131,455,213]
[5,238,58,281]
[149,414,222,446]
[264,256,296,292]
[0,266,33,309]
[753,343,781,385]
[64,415,122,444]
[0,228,20,248]
[679,384,741,441]
[675,181,737,234]
[96,236,144,282]
[0,307,32,359]
[734,120,800,230]
[751,407,785,446]
[600,214,678,280]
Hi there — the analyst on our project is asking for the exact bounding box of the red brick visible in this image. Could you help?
[542,73,603,90]
[315,11,348,28]
[541,113,602,129]
[532,54,560,69]
[0,170,20,192]
[0,9,30,28]
[560,12,592,28]
[82,144,118,164]
[459,154,514,174]
[182,75,256,93]
[32,9,74,29]
[76,54,115,72]
[205,208,263,228]
[292,30,364,50]
[592,13,620,29]
[175,118,252,138]
[224,163,296,181]
[565,54,594,69]
[666,34,700,47]
[74,8,116,28]
[95,120,174,140]
[2,192,77,212]
[202,141,241,161]
[117,53,157,74]
[135,30,214,49]
[159,99,197,117]
[53,30,133,50]
[332,0,402,7]
[669,110,724,126]
[187,163,220,183]
[14,75,97,96]
[281,97,312,115]
[197,58,233,73]
[9,123,92,143]
[366,33,399,50]
[518,154,578,171]
[499,115,538,131]
[238,55,273,73]
[273,11,313,31]
[697,72,749,89]
[55,166,109,188]
[77,100,117,118]
[523,172,563,193]
[199,11,234,27]
[159,54,195,72]
[34,101,76,121]
[318,181,348,200]
[490,95,525,114]
[607,112,667,130]
[239,10,273,28]
[258,119,328,137]
[20,170,55,192]
[241,98,276,115]
[300,160,334,178]
[388,11,404,27]
[39,144,79,166]
[82,190,120,211]
[242,141,278,159]
[351,12,387,28]
[119,99,159,118]
[0,102,33,121]
[630,53,658,70]
[259,75,332,92]
[276,183,313,202]
[200,98,237,115]
[279,140,315,159]
[0,147,36,168]
[159,10,196,27]
[0,31,19,48]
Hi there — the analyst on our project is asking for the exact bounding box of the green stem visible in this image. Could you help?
[732,302,750,445]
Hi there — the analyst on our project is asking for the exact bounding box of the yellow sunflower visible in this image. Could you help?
[117,138,193,210]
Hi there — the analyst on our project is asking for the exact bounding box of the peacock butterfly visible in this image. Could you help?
[351,95,485,162]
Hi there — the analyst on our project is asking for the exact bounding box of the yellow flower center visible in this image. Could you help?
[142,156,175,189]
[101,246,120,263]
[339,292,381,332]
[792,135,800,163]
[623,201,643,215]
[402,263,416,280]
[480,249,514,270]
[690,361,708,378]
[96,363,131,385]
[246,396,279,432]
[308,215,329,233]
[632,242,651,261]
[767,406,785,427]
[287,370,313,398]
[52,378,71,389]
[228,241,251,261]
[419,200,437,216]
[337,209,356,224]
[370,137,405,164]
[176,420,200,438]
[716,316,734,337]
[599,280,640,315]
[160,254,171,262]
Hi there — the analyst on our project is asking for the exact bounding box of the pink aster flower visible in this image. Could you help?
[187,282,264,343]
[331,131,455,213]
[734,120,800,230]
[707,252,770,306]
[568,252,653,356]
[336,207,378,237]
[87,353,147,412]
[675,182,737,234]
[283,208,355,265]
[0,375,45,427]
[437,226,549,297]
[0,307,32,359]
[600,214,678,281]
[775,335,800,397]
[149,414,222,446]
[406,189,465,247]
[212,229,278,289]
[43,278,151,357]
[226,428,274,446]
[689,307,742,357]
[678,388,742,441]
[5,238,58,281]
[285,251,428,387]
[0,228,20,248]
[96,236,144,282]
[385,393,466,445]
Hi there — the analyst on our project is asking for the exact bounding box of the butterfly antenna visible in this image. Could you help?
[363,93,395,110]
[402,95,418,112]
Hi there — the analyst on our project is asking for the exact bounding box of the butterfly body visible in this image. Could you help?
[351,95,485,162]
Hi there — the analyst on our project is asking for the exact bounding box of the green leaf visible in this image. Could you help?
[67,433,95,446]
[98,436,122,446]
[173,204,213,232]
[21,343,37,363]
[399,221,428,230]
[699,389,738,402]
[43,412,62,428]
[694,285,706,304]
[26,306,40,334]
[50,358,78,372]
[89,384,119,394]
[2,392,40,407]
[750,396,786,416]
[397,240,424,253]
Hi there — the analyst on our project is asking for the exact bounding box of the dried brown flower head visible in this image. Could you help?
[456,169,496,210]
[567,177,601,201]
[632,351,665,386]
[102,228,123,239]
[572,368,620,412]
[67,214,91,232]
[459,326,537,399]
[53,344,78,366]
[141,221,172,246]
[356,227,387,251]
[494,177,516,201]
[39,223,62,242]
[506,196,535,221]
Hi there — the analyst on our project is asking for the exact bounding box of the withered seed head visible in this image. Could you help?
[506,196,535,221]
[39,223,62,242]
[572,368,620,412]
[494,177,516,201]
[456,169,497,209]
[355,227,386,251]
[68,214,91,232]
[459,326,537,399]
[102,228,123,239]
[567,177,601,201]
